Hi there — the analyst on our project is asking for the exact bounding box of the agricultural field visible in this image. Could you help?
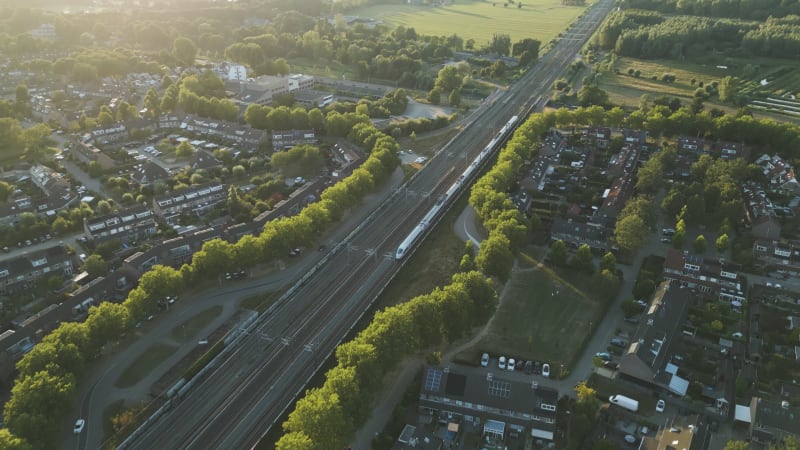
[350,0,586,47]
[597,56,800,123]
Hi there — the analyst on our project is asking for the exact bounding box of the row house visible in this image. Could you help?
[271,129,317,150]
[181,116,266,147]
[618,282,692,397]
[90,124,127,145]
[0,245,73,295]
[550,218,610,252]
[663,248,746,305]
[743,182,782,240]
[73,141,116,170]
[152,183,226,224]
[418,366,559,443]
[755,154,800,194]
[83,206,158,244]
[752,239,800,274]
[582,126,611,148]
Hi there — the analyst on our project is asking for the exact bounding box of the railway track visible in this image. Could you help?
[124,1,614,447]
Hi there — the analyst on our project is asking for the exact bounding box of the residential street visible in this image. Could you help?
[65,167,408,450]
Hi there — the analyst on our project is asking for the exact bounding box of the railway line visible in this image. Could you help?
[123,1,614,448]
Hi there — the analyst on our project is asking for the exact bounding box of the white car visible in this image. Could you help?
[480,353,489,367]
[414,156,428,164]
[656,399,666,413]
[498,356,506,370]
[542,363,551,378]
[507,358,516,371]
[73,419,85,434]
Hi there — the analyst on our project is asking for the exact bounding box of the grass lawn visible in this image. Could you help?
[114,343,178,388]
[239,289,284,313]
[170,305,223,342]
[463,257,604,371]
[351,0,586,46]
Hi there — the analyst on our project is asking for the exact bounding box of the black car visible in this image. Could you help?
[524,360,533,375]
[610,338,628,348]
[533,361,542,375]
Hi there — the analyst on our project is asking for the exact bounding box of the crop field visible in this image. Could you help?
[350,0,586,46]
[598,56,800,124]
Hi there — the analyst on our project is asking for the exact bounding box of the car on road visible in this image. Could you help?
[74,419,85,434]
[542,363,550,378]
[414,156,428,164]
[660,237,671,243]
[288,248,301,257]
[480,353,489,367]
[662,228,675,236]
[595,352,612,361]
[656,399,666,413]
[498,356,506,370]
[225,270,246,280]
[166,296,178,305]
[507,358,516,371]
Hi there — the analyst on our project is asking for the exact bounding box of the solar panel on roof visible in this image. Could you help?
[424,368,442,392]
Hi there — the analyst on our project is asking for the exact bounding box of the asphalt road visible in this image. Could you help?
[124,2,615,448]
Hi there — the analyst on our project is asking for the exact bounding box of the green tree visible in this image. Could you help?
[599,252,617,273]
[577,85,609,107]
[4,371,77,449]
[614,214,648,252]
[723,442,750,450]
[173,37,198,66]
[83,254,108,278]
[475,233,513,281]
[282,388,352,450]
[718,76,737,102]
[275,432,314,450]
[548,240,568,266]
[448,88,461,107]
[176,140,195,158]
[711,320,723,332]
[716,233,729,252]
[0,429,32,450]
[694,234,707,253]
[570,244,595,274]
[427,88,441,105]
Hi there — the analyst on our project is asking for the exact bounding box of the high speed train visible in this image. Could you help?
[395,115,519,260]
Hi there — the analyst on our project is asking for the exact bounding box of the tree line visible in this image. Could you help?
[0,122,400,450]
[623,0,800,21]
[594,10,800,59]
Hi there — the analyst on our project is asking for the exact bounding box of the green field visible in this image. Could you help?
[463,262,603,372]
[597,56,800,124]
[351,0,586,46]
[170,305,222,342]
[114,343,178,388]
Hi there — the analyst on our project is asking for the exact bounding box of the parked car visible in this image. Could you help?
[524,360,533,374]
[660,237,672,243]
[498,356,506,370]
[603,361,619,370]
[624,316,640,324]
[624,434,636,444]
[533,361,542,375]
[480,353,489,367]
[73,419,85,434]
[595,352,612,361]
[611,338,628,348]
[542,363,550,378]
[507,358,516,371]
[288,248,301,257]
[656,399,666,413]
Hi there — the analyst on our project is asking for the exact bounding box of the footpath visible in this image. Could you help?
[349,204,662,448]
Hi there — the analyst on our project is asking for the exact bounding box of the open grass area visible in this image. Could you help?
[373,195,470,311]
[170,305,223,342]
[351,0,585,46]
[464,260,603,371]
[239,289,284,313]
[114,342,178,388]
